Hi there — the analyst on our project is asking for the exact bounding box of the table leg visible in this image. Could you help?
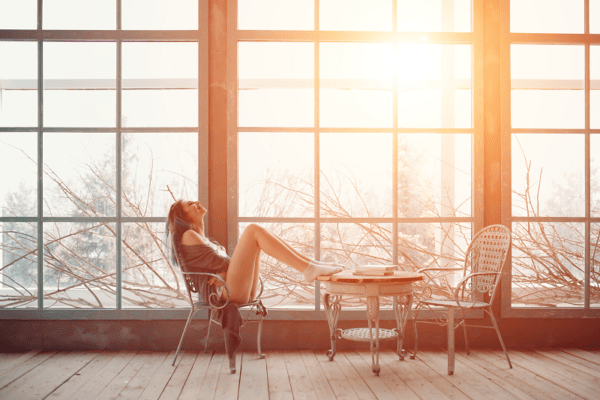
[366,296,380,375]
[393,294,413,360]
[447,307,455,375]
[323,293,342,361]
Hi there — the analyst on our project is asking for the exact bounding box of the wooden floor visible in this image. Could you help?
[1,347,599,400]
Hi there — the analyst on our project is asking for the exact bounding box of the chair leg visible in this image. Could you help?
[410,306,422,359]
[488,308,512,369]
[460,308,469,355]
[173,307,197,366]
[204,309,213,353]
[257,312,265,359]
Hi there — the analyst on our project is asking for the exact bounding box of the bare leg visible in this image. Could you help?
[249,250,261,301]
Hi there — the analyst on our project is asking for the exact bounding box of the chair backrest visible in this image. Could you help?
[172,243,200,295]
[464,224,511,303]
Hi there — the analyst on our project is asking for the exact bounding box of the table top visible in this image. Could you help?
[316,271,424,284]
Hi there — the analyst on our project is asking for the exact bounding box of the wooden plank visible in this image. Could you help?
[68,351,138,400]
[265,351,294,400]
[0,351,97,400]
[478,350,582,400]
[406,352,470,400]
[561,348,600,366]
[342,351,399,400]
[0,351,40,378]
[158,351,197,400]
[94,351,154,400]
[299,350,337,400]
[283,351,318,400]
[213,352,242,400]
[378,350,452,400]
[46,351,117,399]
[178,351,213,400]
[355,349,420,400]
[314,350,361,400]
[0,351,57,391]
[331,350,377,400]
[239,351,269,400]
[418,350,519,400]
[535,349,600,379]
[115,352,169,400]
[197,352,225,400]
[137,351,179,400]
[547,349,600,375]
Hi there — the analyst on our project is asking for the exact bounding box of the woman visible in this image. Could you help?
[167,199,344,305]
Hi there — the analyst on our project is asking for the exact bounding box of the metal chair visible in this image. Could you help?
[172,270,266,373]
[411,224,512,374]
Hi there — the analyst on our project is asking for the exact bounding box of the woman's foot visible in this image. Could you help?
[302,261,343,282]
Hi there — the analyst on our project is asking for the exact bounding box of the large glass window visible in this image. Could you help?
[0,1,206,310]
[234,0,481,309]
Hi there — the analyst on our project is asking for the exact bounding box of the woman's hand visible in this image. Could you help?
[208,271,227,287]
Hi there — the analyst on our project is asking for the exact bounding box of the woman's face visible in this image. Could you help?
[182,200,206,223]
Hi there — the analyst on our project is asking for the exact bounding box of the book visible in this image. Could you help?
[352,270,395,276]
[352,264,398,276]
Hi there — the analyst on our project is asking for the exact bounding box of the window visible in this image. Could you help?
[0,1,207,313]
[231,0,483,310]
[503,0,600,316]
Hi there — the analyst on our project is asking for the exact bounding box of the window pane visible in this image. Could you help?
[592,46,600,129]
[512,222,585,308]
[43,0,116,30]
[321,223,392,267]
[0,42,38,127]
[0,222,37,308]
[512,134,584,218]
[592,0,600,34]
[399,134,471,218]
[122,42,198,127]
[511,45,584,129]
[122,133,198,218]
[239,132,313,218]
[239,42,313,128]
[320,43,393,128]
[43,133,116,217]
[398,44,472,128]
[238,0,313,30]
[44,42,116,128]
[122,222,188,309]
[397,0,471,32]
[320,133,392,218]
[511,0,584,34]
[592,135,600,217]
[239,222,315,308]
[0,0,36,29]
[43,222,116,309]
[320,0,392,31]
[122,0,198,30]
[0,133,37,217]
[592,224,600,308]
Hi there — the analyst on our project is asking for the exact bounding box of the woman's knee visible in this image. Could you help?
[243,223,266,239]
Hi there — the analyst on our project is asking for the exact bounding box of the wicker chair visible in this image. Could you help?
[411,224,512,375]
[172,269,266,373]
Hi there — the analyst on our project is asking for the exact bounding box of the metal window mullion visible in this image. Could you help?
[116,38,122,310]
[314,2,321,309]
[36,0,43,309]
[392,37,398,266]
[585,0,591,310]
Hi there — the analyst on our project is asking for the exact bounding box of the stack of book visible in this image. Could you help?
[352,265,398,276]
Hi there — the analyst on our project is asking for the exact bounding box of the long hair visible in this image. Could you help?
[166,199,195,267]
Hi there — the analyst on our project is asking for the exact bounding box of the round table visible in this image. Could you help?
[317,271,423,375]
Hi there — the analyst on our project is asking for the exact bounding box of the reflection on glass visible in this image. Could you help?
[122,0,198,30]
[43,0,116,30]
[43,133,116,217]
[592,46,600,129]
[592,135,600,217]
[0,0,36,29]
[512,222,585,308]
[0,133,37,217]
[44,42,116,127]
[397,0,471,32]
[239,222,315,308]
[239,42,313,127]
[592,224,600,308]
[0,42,38,127]
[122,133,198,218]
[398,134,471,218]
[320,0,392,31]
[510,0,583,34]
[0,222,37,308]
[511,45,584,129]
[43,223,116,309]
[321,133,392,218]
[398,44,472,128]
[239,132,313,218]
[238,0,313,30]
[512,134,584,218]
[320,43,393,128]
[122,42,198,127]
[122,222,188,308]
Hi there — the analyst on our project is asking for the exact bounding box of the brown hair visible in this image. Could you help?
[166,200,195,267]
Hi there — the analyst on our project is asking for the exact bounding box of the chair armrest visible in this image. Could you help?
[181,271,231,309]
[453,271,500,307]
